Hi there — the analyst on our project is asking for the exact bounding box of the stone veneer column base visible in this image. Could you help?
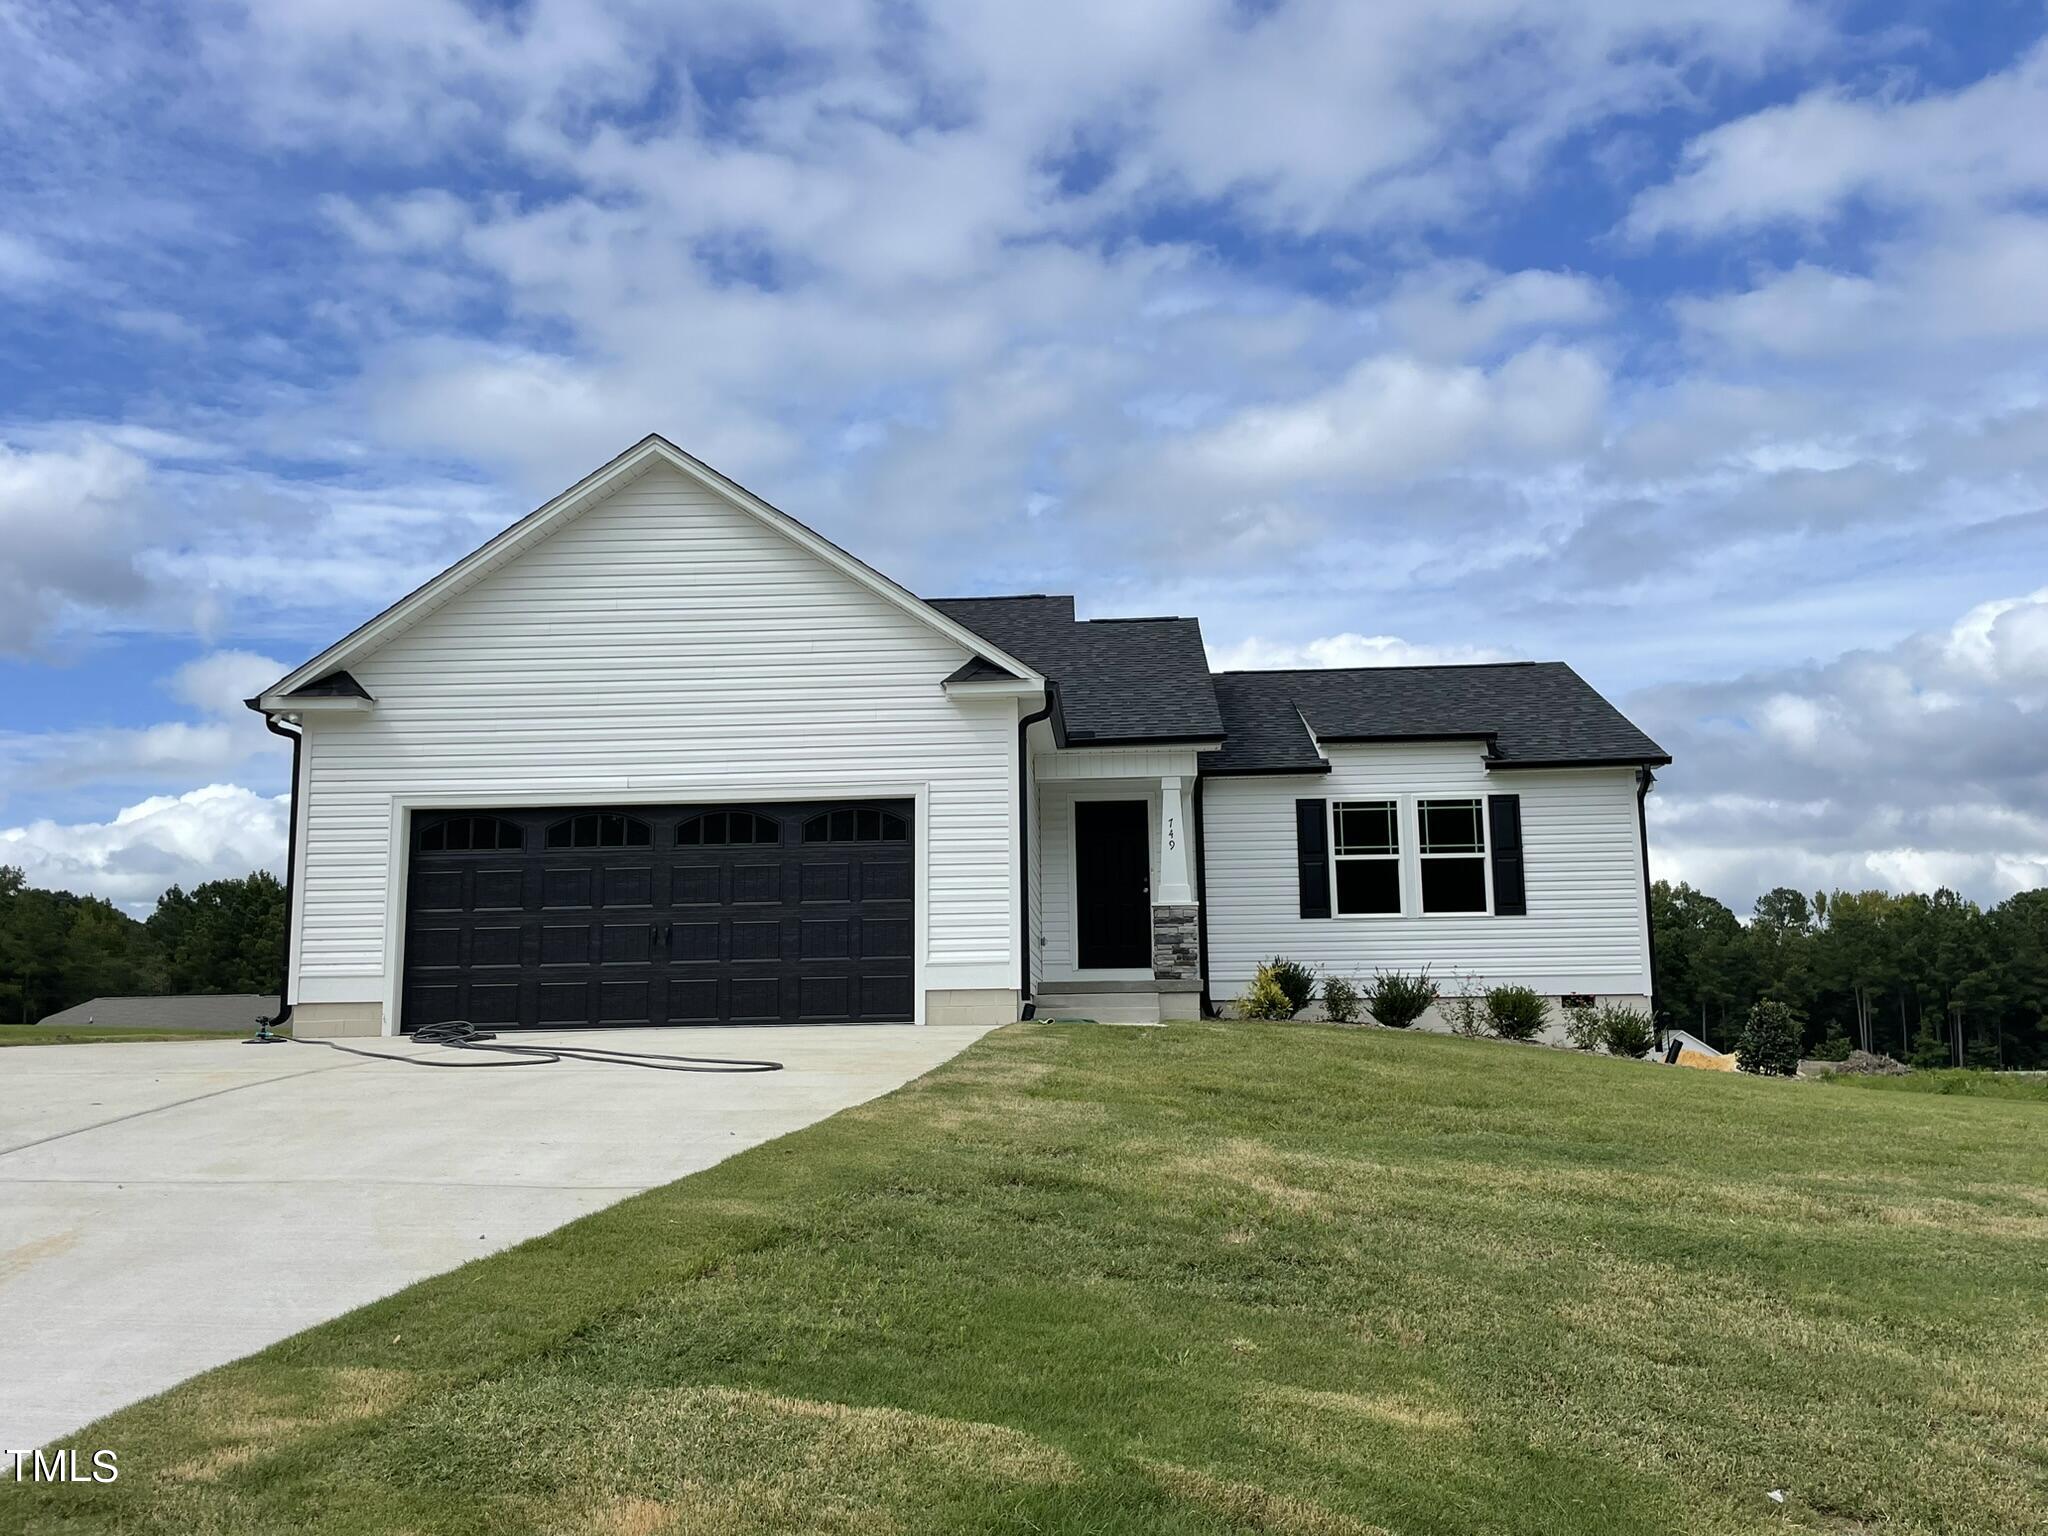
[1151,904,1201,983]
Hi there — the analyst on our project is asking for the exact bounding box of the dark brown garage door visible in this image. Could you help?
[401,801,914,1030]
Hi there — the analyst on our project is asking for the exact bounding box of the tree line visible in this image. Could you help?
[1652,880,2048,1070]
[8,859,2047,1067]
[0,866,286,1024]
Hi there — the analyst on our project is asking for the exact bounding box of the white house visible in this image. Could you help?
[252,435,1667,1036]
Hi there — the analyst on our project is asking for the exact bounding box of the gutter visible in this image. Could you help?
[1016,688,1055,1017]
[1637,766,1659,1028]
[249,702,303,1031]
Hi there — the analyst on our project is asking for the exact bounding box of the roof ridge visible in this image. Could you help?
[1214,660,1543,676]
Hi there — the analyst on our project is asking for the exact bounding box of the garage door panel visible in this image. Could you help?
[672,921,720,962]
[471,925,521,967]
[405,800,914,1031]
[468,983,521,1025]
[540,924,588,966]
[473,869,524,910]
[601,923,654,965]
[862,862,911,901]
[862,917,912,959]
[672,866,720,905]
[730,920,781,961]
[602,866,653,907]
[728,977,782,1022]
[541,868,592,909]
[801,862,850,903]
[537,980,588,1023]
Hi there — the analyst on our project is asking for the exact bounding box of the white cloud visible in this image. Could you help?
[1628,41,2048,238]
[1176,344,1608,490]
[0,784,287,914]
[169,650,291,716]
[1380,261,1609,362]
[0,433,149,651]
[1211,633,1515,671]
[1637,586,2048,910]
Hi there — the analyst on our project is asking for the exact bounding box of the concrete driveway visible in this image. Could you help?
[0,1024,992,1451]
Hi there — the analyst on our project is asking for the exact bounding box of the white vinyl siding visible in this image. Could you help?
[1204,741,1648,998]
[291,462,1016,1012]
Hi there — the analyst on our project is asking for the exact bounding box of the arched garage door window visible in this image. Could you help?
[676,810,780,845]
[417,815,524,852]
[544,812,652,849]
[803,807,908,843]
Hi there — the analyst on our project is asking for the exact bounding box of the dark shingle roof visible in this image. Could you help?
[929,595,1225,745]
[1201,662,1668,775]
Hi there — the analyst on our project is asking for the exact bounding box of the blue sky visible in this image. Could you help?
[3,0,2047,913]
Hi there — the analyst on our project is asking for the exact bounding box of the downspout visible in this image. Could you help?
[1637,766,1658,1031]
[254,706,303,1030]
[1194,775,1212,1019]
[1017,690,1054,1018]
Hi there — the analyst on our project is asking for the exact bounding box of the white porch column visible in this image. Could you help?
[1155,775,1195,905]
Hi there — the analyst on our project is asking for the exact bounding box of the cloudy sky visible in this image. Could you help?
[3,0,2046,915]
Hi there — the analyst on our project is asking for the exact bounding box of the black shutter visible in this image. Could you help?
[1296,798,1331,919]
[1488,794,1526,916]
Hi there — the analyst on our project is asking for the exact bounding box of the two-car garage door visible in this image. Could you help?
[402,800,914,1031]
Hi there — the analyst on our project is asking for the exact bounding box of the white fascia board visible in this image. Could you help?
[943,677,1046,699]
[255,693,373,714]
[261,435,1046,699]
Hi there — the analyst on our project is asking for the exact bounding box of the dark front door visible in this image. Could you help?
[1075,799,1151,969]
[402,800,914,1030]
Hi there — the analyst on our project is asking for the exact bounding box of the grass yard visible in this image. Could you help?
[1819,1067,2048,1102]
[0,1024,255,1047]
[11,1021,2046,1536]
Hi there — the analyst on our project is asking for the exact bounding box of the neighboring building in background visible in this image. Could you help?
[35,995,275,1032]
[252,435,1668,1037]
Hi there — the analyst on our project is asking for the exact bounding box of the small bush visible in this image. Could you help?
[1237,969,1298,1021]
[1736,999,1801,1076]
[1562,1003,1603,1052]
[1596,1005,1656,1059]
[1362,968,1437,1029]
[1321,974,1361,1025]
[1259,956,1318,1016]
[1812,1025,1853,1063]
[1440,985,1487,1037]
[1485,985,1549,1041]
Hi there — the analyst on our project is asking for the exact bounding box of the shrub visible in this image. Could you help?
[1236,970,1297,1020]
[1562,1003,1603,1052]
[1362,968,1437,1029]
[1812,1025,1853,1062]
[1906,1021,1953,1070]
[1736,999,1801,1076]
[1485,985,1549,1041]
[1596,1005,1656,1059]
[1321,974,1361,1025]
[1259,956,1318,1016]
[1439,978,1487,1037]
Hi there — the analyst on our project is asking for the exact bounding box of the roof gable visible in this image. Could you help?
[929,595,1225,745]
[262,436,1043,700]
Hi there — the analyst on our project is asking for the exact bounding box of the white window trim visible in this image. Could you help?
[1415,795,1492,917]
[1327,798,1404,919]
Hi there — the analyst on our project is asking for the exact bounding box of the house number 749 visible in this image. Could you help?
[1165,814,1176,852]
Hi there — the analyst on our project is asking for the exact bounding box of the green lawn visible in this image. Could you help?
[0,1024,255,1047]
[1819,1066,2048,1102]
[13,1022,2047,1536]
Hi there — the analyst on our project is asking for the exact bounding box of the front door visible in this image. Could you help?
[1075,799,1152,969]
